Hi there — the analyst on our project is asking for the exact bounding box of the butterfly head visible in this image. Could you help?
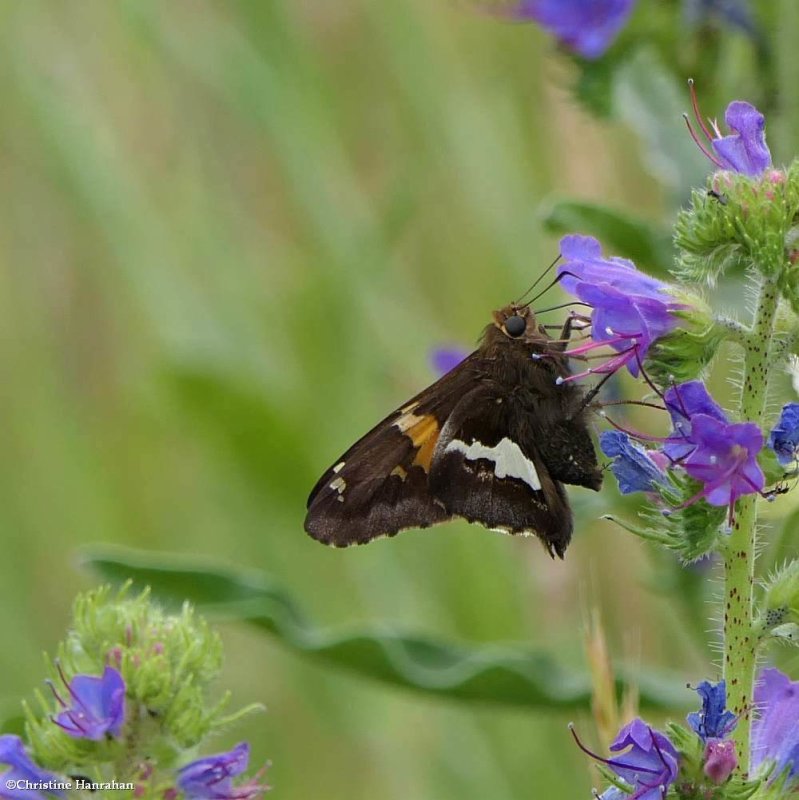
[492,304,542,342]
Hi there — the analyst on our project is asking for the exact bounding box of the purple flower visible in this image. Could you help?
[681,415,765,509]
[0,735,63,800]
[514,0,637,59]
[557,235,686,378]
[768,402,799,466]
[662,380,765,513]
[685,85,772,177]
[599,430,667,494]
[572,719,679,800]
[51,665,125,741]
[430,346,469,376]
[751,668,799,783]
[664,381,727,461]
[177,743,269,800]
[686,680,736,742]
[704,739,737,784]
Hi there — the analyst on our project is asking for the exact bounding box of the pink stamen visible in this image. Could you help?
[683,114,725,169]
[563,333,637,358]
[559,348,637,384]
[603,415,672,444]
[670,484,710,512]
[688,78,716,143]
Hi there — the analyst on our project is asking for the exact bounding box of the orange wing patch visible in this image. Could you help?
[394,411,441,472]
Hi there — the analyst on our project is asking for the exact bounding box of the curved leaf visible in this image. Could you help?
[82,546,692,712]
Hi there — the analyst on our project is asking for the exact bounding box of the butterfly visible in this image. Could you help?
[304,303,602,557]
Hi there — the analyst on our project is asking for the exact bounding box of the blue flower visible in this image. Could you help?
[52,665,125,741]
[768,403,799,466]
[686,680,736,742]
[0,735,63,800]
[685,86,772,177]
[572,719,679,800]
[177,742,269,800]
[430,346,469,376]
[752,668,799,784]
[514,0,637,59]
[557,235,686,379]
[599,431,667,494]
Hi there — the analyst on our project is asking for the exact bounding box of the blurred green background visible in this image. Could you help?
[1,1,796,797]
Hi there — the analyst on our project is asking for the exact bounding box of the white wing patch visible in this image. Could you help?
[444,437,541,490]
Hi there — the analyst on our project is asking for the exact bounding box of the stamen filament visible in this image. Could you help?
[688,78,716,143]
[683,114,725,168]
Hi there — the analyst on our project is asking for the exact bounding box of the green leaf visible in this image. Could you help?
[542,200,673,273]
[82,546,692,712]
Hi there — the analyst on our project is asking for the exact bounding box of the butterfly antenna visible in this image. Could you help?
[515,254,561,306]
[534,301,592,314]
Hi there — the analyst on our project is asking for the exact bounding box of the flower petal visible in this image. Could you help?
[752,668,799,782]
[600,431,666,494]
[768,402,799,466]
[712,101,772,177]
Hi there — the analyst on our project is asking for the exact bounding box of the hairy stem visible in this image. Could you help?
[724,279,779,772]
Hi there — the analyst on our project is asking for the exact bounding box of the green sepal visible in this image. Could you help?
[604,473,725,563]
[646,306,726,385]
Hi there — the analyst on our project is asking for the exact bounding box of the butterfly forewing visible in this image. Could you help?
[305,353,480,546]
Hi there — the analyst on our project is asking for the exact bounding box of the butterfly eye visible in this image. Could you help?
[504,315,526,337]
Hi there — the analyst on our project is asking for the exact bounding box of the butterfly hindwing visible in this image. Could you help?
[427,383,573,557]
[304,353,481,546]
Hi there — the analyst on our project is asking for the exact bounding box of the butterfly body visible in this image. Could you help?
[305,304,602,556]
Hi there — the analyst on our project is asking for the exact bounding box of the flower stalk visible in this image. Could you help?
[723,277,780,771]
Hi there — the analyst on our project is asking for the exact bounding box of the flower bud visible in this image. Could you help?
[703,739,737,784]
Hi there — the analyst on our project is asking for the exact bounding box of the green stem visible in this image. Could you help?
[724,279,779,772]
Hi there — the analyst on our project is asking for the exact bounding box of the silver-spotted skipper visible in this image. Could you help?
[304,303,602,557]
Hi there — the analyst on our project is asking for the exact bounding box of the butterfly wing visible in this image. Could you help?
[304,353,481,546]
[305,347,601,554]
[427,383,574,557]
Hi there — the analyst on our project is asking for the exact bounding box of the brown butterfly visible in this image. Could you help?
[304,304,602,557]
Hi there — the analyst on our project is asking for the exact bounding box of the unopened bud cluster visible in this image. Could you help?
[0,585,269,800]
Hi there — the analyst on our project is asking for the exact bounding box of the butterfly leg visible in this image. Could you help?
[549,312,592,354]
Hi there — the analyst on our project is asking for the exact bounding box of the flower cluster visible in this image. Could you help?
[3,586,269,800]
[600,383,799,530]
[577,673,799,797]
[558,87,799,800]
